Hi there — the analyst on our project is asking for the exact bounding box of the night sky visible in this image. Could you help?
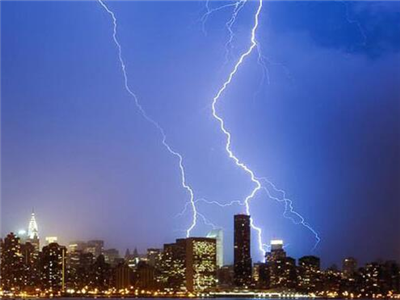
[2,1,400,267]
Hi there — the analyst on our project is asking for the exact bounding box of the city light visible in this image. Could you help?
[1,1,398,299]
[0,212,399,298]
[271,240,284,246]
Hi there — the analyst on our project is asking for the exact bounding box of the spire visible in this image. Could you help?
[28,210,39,239]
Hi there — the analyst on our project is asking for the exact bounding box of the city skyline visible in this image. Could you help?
[1,213,400,298]
[4,209,398,269]
[2,0,400,268]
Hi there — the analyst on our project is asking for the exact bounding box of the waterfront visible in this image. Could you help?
[2,295,398,300]
[2,2,400,300]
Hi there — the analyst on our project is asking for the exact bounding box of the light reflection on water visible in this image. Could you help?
[48,298,362,300]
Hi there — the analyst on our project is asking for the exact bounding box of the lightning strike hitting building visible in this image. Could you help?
[210,0,266,256]
[207,0,320,257]
[97,0,197,237]
[97,0,320,255]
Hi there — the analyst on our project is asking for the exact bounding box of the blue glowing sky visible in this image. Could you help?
[2,1,400,267]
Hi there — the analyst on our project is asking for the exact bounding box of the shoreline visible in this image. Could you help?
[0,295,397,299]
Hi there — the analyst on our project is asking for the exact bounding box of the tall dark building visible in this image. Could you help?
[233,214,252,287]
[265,240,297,290]
[298,255,322,292]
[66,250,94,290]
[217,265,234,288]
[40,242,67,292]
[0,233,24,291]
[114,262,133,290]
[21,242,40,291]
[273,257,297,289]
[342,257,357,278]
[136,261,157,290]
[89,254,111,291]
[160,239,186,291]
[147,248,162,268]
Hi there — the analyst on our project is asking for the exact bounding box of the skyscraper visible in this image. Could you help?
[28,210,39,239]
[298,255,322,293]
[27,211,40,252]
[265,239,286,262]
[40,242,67,292]
[147,248,162,267]
[21,241,41,290]
[90,255,111,291]
[114,262,133,290]
[160,239,187,291]
[265,240,297,290]
[185,237,217,292]
[160,237,217,292]
[206,229,224,268]
[233,214,252,287]
[85,240,104,258]
[342,257,358,278]
[0,233,24,291]
[103,248,120,266]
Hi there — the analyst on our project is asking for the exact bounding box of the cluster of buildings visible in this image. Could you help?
[1,213,399,298]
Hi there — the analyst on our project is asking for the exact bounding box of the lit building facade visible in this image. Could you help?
[265,240,297,290]
[268,256,297,289]
[28,211,39,239]
[159,237,217,292]
[160,239,186,291]
[147,248,162,267]
[66,250,94,290]
[298,255,322,293]
[0,233,24,291]
[265,239,286,262]
[27,211,40,252]
[40,242,67,292]
[85,240,104,258]
[21,241,41,291]
[185,237,217,292]
[103,248,120,266]
[89,255,111,291]
[45,237,58,245]
[68,241,87,253]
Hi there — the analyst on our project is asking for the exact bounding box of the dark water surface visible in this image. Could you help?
[47,298,362,300]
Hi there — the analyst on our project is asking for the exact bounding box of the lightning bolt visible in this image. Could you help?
[223,0,247,65]
[97,0,197,238]
[341,1,367,48]
[196,197,245,208]
[200,1,241,36]
[198,212,220,230]
[201,0,247,66]
[209,0,320,257]
[176,198,244,219]
[211,0,266,256]
[259,177,321,250]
